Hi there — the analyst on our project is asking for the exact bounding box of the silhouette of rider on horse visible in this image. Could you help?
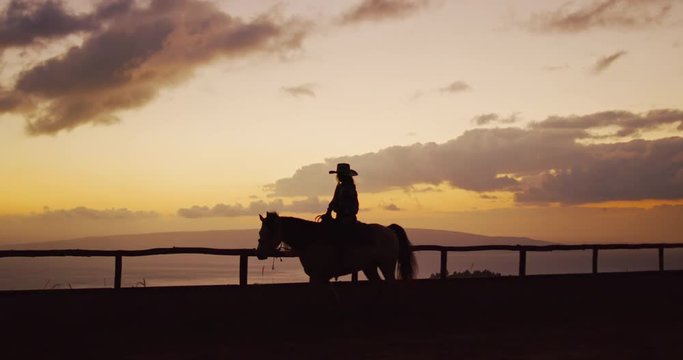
[256,162,417,282]
[317,163,359,225]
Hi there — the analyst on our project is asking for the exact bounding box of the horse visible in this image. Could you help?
[255,212,416,284]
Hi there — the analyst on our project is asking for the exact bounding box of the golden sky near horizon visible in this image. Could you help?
[1,0,683,243]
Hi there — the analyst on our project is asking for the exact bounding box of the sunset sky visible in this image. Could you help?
[1,0,683,244]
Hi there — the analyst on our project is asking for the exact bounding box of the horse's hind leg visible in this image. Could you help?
[379,260,396,281]
[362,266,382,282]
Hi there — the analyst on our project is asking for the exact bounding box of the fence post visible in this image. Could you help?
[239,254,248,286]
[659,247,664,272]
[518,249,526,277]
[440,250,448,279]
[592,247,599,274]
[114,255,122,289]
[351,271,358,282]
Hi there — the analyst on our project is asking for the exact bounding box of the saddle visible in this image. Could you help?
[319,218,372,247]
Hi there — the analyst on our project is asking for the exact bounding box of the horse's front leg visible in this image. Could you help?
[379,259,397,281]
[362,266,382,282]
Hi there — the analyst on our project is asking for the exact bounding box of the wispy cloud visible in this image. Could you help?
[382,203,403,211]
[529,0,675,32]
[281,83,316,97]
[544,64,569,71]
[412,80,471,100]
[472,113,519,126]
[266,109,683,205]
[35,206,158,220]
[592,50,627,73]
[0,0,309,135]
[439,81,471,94]
[340,0,431,25]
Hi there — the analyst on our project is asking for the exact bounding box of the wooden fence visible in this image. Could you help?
[1,243,682,289]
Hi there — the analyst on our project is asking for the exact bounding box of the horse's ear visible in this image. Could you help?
[259,214,264,222]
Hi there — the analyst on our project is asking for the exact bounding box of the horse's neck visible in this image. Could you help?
[280,217,319,249]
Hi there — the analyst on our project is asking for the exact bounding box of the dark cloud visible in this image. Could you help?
[36,206,158,220]
[267,109,683,205]
[281,83,316,97]
[517,137,683,204]
[340,0,430,25]
[177,197,325,218]
[529,0,674,32]
[93,0,135,20]
[439,81,471,94]
[472,113,519,126]
[0,0,94,50]
[530,109,683,137]
[0,0,134,50]
[592,50,627,73]
[0,0,309,135]
[0,88,30,111]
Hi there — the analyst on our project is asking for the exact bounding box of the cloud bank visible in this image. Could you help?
[0,0,308,135]
[530,109,683,137]
[36,206,158,220]
[177,196,326,218]
[529,0,675,32]
[267,109,683,205]
[340,0,430,25]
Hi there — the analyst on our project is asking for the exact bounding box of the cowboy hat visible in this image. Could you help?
[329,163,358,176]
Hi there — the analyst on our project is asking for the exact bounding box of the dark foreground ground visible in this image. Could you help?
[2,271,682,359]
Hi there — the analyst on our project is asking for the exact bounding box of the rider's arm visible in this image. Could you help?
[327,183,341,214]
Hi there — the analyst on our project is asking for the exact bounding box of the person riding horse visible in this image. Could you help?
[318,163,359,225]
[257,163,417,282]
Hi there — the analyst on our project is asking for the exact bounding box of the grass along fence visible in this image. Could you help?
[1,243,682,289]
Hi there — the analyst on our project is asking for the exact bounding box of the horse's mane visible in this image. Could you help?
[280,215,318,227]
[267,212,319,226]
[266,212,323,249]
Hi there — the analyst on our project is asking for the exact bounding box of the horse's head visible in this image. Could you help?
[256,212,283,260]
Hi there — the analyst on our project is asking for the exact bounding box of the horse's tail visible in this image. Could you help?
[388,224,417,280]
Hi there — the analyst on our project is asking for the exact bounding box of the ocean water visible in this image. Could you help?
[1,248,682,290]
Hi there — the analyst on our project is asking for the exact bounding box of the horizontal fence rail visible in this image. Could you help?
[1,243,682,289]
[412,243,683,279]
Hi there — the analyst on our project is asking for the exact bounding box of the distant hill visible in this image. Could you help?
[0,228,551,250]
[405,228,549,246]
